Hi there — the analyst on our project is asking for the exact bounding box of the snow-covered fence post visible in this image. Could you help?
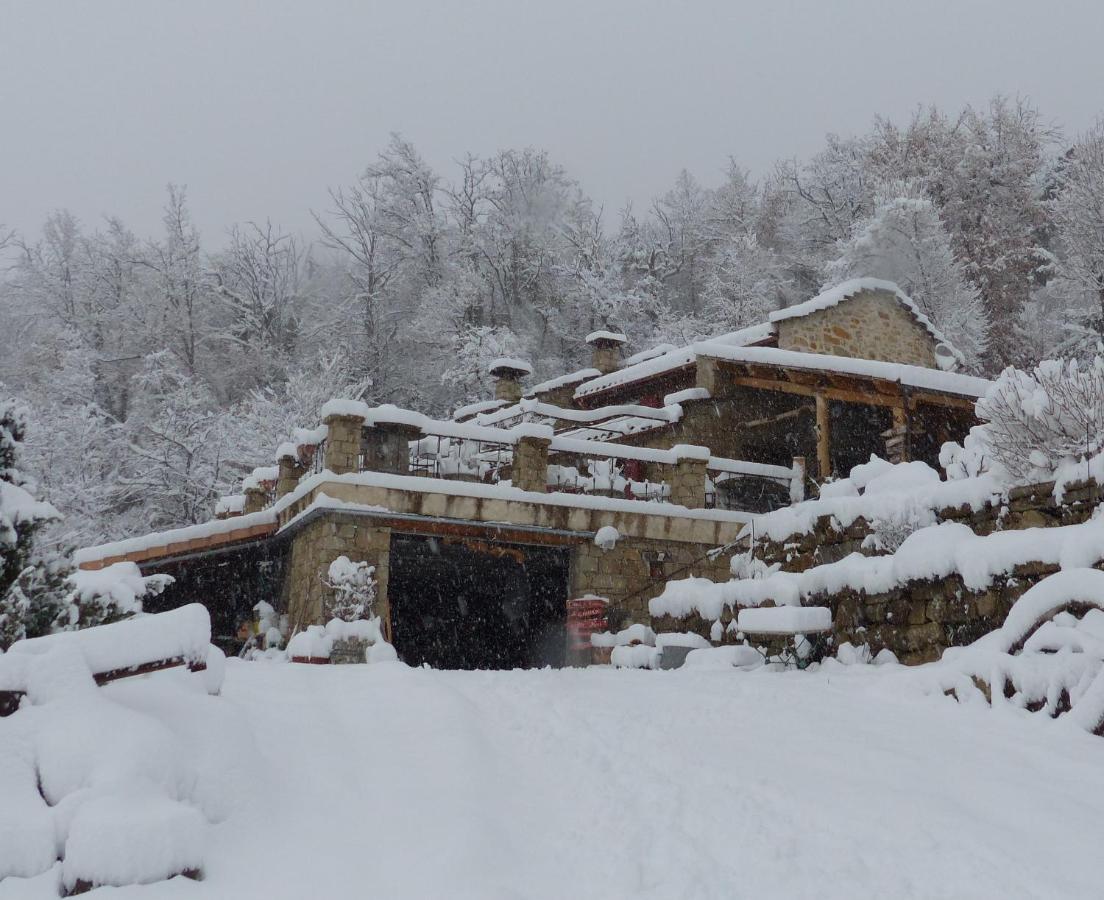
[322,410,367,475]
[512,424,553,493]
[670,445,710,508]
[276,450,306,498]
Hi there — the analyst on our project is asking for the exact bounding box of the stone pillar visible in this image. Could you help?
[815,392,831,480]
[323,412,366,475]
[669,445,710,508]
[488,360,532,403]
[276,453,307,498]
[362,421,421,475]
[494,374,523,403]
[695,356,721,396]
[586,332,626,375]
[513,432,551,493]
[244,486,268,514]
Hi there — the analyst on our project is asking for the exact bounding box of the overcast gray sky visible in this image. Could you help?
[3,0,1103,244]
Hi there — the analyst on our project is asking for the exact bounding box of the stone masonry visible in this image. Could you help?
[775,289,938,367]
[283,513,392,635]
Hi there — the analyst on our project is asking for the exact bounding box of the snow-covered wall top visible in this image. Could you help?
[526,368,602,396]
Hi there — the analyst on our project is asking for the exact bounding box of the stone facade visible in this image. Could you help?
[283,513,392,634]
[570,534,731,623]
[775,289,938,367]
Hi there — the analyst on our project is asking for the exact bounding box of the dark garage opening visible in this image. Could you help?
[388,533,569,670]
[144,541,288,654]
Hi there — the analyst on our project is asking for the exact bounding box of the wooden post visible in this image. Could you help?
[882,404,909,464]
[815,393,830,480]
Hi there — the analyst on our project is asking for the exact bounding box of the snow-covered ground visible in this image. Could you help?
[4,659,1103,899]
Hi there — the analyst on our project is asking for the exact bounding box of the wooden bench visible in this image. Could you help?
[0,604,212,717]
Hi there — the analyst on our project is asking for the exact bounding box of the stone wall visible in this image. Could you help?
[755,478,1103,574]
[283,514,392,634]
[744,477,1104,664]
[775,289,937,368]
[571,536,731,623]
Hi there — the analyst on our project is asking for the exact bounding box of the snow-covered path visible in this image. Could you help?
[5,660,1104,899]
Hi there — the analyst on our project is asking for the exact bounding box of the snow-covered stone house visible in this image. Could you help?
[73,279,992,668]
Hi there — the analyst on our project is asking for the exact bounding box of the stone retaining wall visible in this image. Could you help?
[755,478,1102,574]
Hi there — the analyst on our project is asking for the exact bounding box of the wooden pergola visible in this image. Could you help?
[697,355,981,478]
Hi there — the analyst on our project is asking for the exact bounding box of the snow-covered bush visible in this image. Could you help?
[323,555,377,623]
[973,355,1104,483]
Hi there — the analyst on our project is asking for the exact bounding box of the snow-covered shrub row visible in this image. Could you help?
[656,509,1104,624]
[933,569,1104,735]
[748,456,1003,547]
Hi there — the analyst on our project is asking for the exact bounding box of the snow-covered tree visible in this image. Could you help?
[1049,122,1104,358]
[0,396,68,648]
[825,180,989,367]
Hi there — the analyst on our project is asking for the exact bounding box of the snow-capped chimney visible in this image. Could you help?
[585,330,627,375]
[487,358,533,403]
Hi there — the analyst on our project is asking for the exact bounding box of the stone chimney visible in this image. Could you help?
[585,330,627,375]
[488,358,532,403]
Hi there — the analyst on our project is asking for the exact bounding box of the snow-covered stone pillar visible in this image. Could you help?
[670,444,710,508]
[585,330,627,375]
[512,424,553,493]
[276,452,307,498]
[244,486,268,514]
[322,410,366,476]
[488,358,533,404]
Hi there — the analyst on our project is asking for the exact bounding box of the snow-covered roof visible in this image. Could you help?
[584,330,627,345]
[487,357,533,376]
[526,368,602,397]
[696,345,991,398]
[452,399,509,420]
[623,343,678,366]
[770,278,965,365]
[574,322,775,399]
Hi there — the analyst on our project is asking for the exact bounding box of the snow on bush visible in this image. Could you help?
[323,555,377,623]
[972,355,1104,485]
[935,569,1104,735]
